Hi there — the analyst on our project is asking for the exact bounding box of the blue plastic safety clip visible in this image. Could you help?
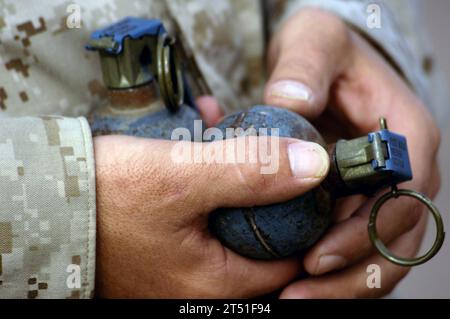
[368,128,413,185]
[86,17,165,54]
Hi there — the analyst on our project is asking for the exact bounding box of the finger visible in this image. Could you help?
[173,225,303,297]
[303,161,442,276]
[302,142,437,276]
[332,195,367,223]
[265,8,352,118]
[304,158,439,276]
[303,192,426,275]
[174,135,330,211]
[330,30,440,139]
[300,30,441,275]
[280,212,427,299]
[196,95,224,127]
[97,134,330,215]
[219,245,303,297]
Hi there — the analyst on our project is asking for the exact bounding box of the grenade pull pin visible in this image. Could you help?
[368,118,445,266]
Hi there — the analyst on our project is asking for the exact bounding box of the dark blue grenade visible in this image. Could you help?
[209,105,415,260]
[87,84,200,139]
[209,106,333,259]
[86,17,201,139]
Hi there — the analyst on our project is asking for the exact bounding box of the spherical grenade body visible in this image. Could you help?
[209,105,333,260]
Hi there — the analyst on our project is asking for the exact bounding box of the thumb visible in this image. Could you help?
[168,135,330,212]
[94,135,329,218]
[265,8,352,118]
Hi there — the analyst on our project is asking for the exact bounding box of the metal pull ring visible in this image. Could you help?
[157,33,184,112]
[368,187,445,267]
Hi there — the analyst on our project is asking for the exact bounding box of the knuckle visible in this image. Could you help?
[233,162,270,198]
[279,55,323,81]
[232,137,277,198]
[300,8,350,44]
[323,14,350,47]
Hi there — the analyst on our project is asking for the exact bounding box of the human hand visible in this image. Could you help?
[93,132,329,298]
[264,8,441,298]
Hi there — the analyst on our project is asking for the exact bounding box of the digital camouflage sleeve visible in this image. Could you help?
[0,0,446,299]
[0,116,95,298]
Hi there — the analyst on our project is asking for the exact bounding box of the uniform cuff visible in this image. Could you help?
[0,116,96,298]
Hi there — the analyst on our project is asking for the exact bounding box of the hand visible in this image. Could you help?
[94,132,329,298]
[264,8,441,298]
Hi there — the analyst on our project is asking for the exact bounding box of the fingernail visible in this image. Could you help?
[288,142,329,179]
[269,80,313,102]
[316,255,347,274]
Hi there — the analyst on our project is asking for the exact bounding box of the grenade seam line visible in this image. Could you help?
[243,208,280,258]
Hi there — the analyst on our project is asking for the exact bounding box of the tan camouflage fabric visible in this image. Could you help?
[0,116,95,298]
[0,0,445,298]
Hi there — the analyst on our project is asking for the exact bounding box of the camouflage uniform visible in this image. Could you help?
[0,0,446,298]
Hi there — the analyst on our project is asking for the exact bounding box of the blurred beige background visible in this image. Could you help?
[395,0,450,299]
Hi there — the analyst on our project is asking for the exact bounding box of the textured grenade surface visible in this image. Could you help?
[89,105,200,139]
[209,105,333,260]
